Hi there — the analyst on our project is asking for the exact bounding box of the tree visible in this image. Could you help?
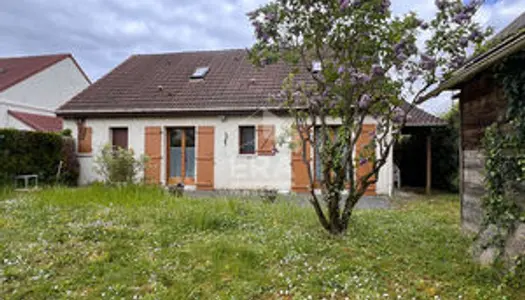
[247,0,491,234]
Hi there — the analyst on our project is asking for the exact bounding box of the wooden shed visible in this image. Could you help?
[421,13,525,232]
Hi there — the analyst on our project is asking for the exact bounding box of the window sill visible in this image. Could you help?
[238,153,257,159]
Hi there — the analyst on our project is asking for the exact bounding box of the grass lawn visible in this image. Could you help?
[0,186,522,299]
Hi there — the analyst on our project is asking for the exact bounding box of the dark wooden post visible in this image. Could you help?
[426,135,432,195]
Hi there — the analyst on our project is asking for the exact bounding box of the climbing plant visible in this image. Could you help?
[481,51,525,253]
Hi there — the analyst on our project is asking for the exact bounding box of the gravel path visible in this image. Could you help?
[184,191,391,210]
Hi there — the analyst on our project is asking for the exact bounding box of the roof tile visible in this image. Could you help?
[8,110,63,132]
[0,54,70,92]
[59,49,444,127]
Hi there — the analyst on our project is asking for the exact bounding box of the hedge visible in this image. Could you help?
[0,129,79,186]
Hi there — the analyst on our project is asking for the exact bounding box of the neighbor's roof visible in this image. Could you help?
[420,12,525,102]
[0,54,90,92]
[8,110,63,132]
[57,48,444,126]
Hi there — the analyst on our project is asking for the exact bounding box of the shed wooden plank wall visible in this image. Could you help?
[459,74,507,232]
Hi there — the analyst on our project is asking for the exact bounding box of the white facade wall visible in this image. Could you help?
[0,57,90,110]
[0,57,90,130]
[64,114,393,196]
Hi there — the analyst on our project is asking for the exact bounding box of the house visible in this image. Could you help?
[422,13,525,232]
[57,49,442,194]
[0,54,91,132]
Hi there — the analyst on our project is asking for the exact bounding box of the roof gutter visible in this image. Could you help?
[56,106,290,118]
[417,32,525,104]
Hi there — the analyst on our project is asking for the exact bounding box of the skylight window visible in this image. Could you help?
[191,67,210,79]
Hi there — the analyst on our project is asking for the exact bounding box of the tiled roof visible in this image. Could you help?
[8,110,63,132]
[0,54,70,92]
[58,49,444,127]
[58,49,308,113]
[403,103,446,127]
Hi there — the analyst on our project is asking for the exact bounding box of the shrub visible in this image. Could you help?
[259,188,278,203]
[94,144,148,184]
[0,129,79,186]
[59,138,80,186]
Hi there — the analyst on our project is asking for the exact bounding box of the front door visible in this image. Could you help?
[167,127,195,185]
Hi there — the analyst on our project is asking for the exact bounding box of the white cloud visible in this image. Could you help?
[0,0,522,117]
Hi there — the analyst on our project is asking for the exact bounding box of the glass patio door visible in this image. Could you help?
[168,128,195,185]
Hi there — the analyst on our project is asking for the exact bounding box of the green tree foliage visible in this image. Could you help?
[0,129,79,186]
[248,0,490,234]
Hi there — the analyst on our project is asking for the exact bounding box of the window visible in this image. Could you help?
[168,127,195,182]
[111,128,128,150]
[239,126,256,154]
[191,67,210,79]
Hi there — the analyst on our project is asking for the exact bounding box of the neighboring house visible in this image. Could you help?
[423,13,525,232]
[57,49,441,194]
[0,54,91,132]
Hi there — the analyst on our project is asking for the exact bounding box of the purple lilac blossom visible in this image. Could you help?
[459,36,469,47]
[340,0,350,10]
[420,54,436,70]
[393,107,405,123]
[358,94,372,109]
[394,41,405,54]
[371,64,384,77]
[469,30,481,42]
[357,73,371,83]
[381,0,391,10]
[265,13,276,22]
[435,0,447,10]
[396,52,408,62]
[453,12,469,24]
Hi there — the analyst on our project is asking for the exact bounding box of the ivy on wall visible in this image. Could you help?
[481,51,525,252]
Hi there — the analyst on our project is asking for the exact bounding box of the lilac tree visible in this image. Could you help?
[248,0,491,234]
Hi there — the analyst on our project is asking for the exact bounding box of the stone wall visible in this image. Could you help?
[462,150,485,232]
[459,73,506,233]
[461,72,525,266]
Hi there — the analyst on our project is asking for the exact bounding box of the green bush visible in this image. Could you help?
[0,129,79,186]
[94,144,148,184]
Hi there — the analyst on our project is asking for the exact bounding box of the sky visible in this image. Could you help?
[1,0,524,115]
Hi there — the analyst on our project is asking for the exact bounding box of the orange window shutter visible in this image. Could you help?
[145,126,162,184]
[78,126,92,153]
[356,124,376,196]
[257,124,276,156]
[196,126,215,191]
[291,126,311,193]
